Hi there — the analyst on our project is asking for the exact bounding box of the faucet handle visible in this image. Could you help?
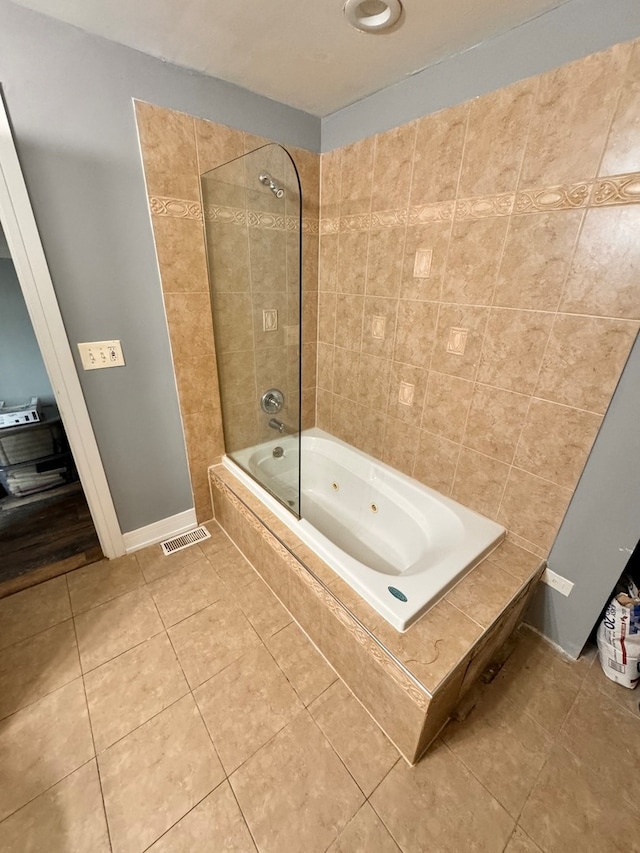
[260,388,284,414]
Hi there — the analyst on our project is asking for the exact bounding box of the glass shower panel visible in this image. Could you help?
[201,144,302,516]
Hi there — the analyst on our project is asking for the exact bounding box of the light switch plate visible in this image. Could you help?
[78,340,125,370]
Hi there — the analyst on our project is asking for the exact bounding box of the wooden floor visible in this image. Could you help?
[0,483,102,598]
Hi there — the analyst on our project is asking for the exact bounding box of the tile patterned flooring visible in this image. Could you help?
[0,519,638,852]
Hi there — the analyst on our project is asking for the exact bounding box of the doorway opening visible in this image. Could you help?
[0,89,124,593]
[0,220,102,595]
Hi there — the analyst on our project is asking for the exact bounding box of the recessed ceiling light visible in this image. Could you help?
[343,0,404,34]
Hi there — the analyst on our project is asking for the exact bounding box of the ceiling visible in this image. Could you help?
[12,0,567,115]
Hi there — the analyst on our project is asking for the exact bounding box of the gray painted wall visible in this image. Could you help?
[0,257,55,407]
[322,0,640,150]
[527,333,640,658]
[0,0,320,532]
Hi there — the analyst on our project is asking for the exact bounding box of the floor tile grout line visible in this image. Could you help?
[556,662,640,760]
[443,708,543,826]
[0,607,77,656]
[305,704,373,804]
[188,669,229,774]
[78,587,192,755]
[365,760,409,853]
[222,704,310,782]
[440,641,557,820]
[67,569,114,851]
[151,585,231,633]
[512,745,556,833]
[499,826,518,853]
[0,668,82,726]
[69,577,147,619]
[265,631,339,710]
[304,672,341,710]
[184,626,267,694]
[453,631,592,831]
[137,548,218,585]
[259,630,315,709]
[0,549,105,603]
[552,738,640,818]
[78,625,166,677]
[78,687,113,851]
[90,686,188,760]
[227,703,372,851]
[0,608,74,657]
[0,756,100,831]
[491,645,585,739]
[589,673,640,721]
[225,778,261,853]
[138,779,235,853]
[159,595,234,785]
[438,735,517,823]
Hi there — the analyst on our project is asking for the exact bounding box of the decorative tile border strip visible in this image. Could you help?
[408,202,455,224]
[203,203,247,226]
[515,183,590,213]
[340,213,372,232]
[151,170,640,235]
[149,196,202,220]
[456,193,514,220]
[591,171,640,206]
[320,218,340,235]
[150,196,319,233]
[370,208,408,228]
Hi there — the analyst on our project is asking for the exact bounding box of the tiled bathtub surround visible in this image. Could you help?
[317,38,640,556]
[210,465,544,764]
[135,38,639,551]
[134,102,319,521]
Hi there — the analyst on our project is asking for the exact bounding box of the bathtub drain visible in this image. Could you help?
[331,482,339,491]
[370,503,378,512]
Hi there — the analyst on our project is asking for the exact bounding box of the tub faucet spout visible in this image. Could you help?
[268,418,285,434]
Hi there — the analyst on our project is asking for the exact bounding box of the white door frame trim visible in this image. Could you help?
[0,90,125,558]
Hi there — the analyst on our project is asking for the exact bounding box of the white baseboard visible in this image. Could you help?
[123,508,198,553]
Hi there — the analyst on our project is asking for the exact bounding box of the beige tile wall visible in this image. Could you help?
[135,102,319,522]
[317,38,640,556]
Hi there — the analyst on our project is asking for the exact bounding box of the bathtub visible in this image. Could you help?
[224,428,505,631]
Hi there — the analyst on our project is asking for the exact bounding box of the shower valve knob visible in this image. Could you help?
[260,388,284,414]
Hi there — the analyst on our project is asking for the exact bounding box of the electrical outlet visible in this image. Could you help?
[541,567,574,597]
[78,340,125,370]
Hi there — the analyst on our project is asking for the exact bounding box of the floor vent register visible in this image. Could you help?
[160,525,211,556]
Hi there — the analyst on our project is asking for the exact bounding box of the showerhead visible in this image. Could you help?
[259,171,284,199]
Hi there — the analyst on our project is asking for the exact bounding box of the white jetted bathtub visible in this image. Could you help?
[225,428,505,632]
